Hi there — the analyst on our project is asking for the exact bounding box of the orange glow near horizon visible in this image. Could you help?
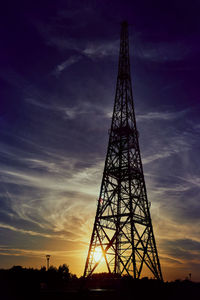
[0,210,199,281]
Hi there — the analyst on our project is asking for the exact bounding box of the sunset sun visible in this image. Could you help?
[93,248,103,262]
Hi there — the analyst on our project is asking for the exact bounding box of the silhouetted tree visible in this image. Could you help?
[58,264,70,279]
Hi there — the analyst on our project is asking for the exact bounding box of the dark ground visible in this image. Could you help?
[2,281,200,300]
[38,280,200,300]
[0,267,199,300]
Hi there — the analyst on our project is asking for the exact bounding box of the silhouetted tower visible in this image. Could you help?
[46,255,50,270]
[84,21,163,280]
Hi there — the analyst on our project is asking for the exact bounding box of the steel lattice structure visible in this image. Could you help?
[84,21,163,280]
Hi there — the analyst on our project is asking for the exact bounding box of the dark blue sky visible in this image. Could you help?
[0,0,200,280]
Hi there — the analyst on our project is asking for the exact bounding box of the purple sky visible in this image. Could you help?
[0,0,200,281]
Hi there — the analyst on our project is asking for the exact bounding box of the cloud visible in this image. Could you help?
[53,55,82,76]
[142,140,190,165]
[0,246,82,258]
[0,223,53,239]
[142,132,193,165]
[133,33,194,63]
[0,149,103,246]
[48,37,119,60]
[160,238,200,262]
[82,40,119,59]
[137,109,188,122]
[26,96,112,124]
[35,19,119,61]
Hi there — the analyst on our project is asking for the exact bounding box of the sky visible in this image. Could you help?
[0,0,200,281]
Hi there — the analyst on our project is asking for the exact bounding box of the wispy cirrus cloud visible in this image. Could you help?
[142,134,192,164]
[48,36,119,60]
[82,40,119,59]
[35,19,119,60]
[137,109,188,121]
[0,246,84,258]
[0,223,53,239]
[53,55,82,76]
[136,41,190,62]
[26,96,112,122]
[160,238,200,263]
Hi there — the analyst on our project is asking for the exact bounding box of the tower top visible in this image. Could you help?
[118,20,131,82]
